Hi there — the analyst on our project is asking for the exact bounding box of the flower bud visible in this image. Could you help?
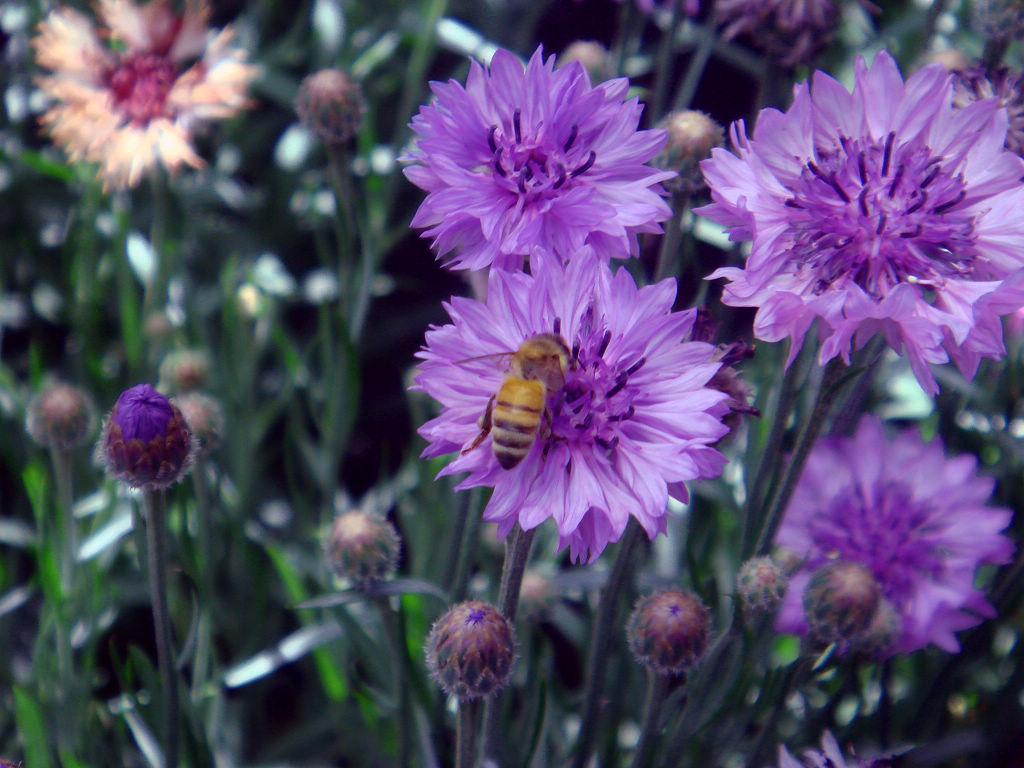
[99,383,193,490]
[852,597,903,659]
[802,561,880,649]
[736,555,788,614]
[425,601,517,700]
[627,588,710,675]
[518,569,553,618]
[656,110,724,195]
[326,510,400,586]
[25,381,97,450]
[971,0,1024,42]
[174,392,224,457]
[295,69,365,145]
[560,41,613,83]
[158,349,211,392]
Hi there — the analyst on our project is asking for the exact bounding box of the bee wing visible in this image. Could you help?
[453,351,515,369]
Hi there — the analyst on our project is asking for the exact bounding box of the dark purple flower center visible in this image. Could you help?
[784,132,978,298]
[487,109,597,200]
[106,53,178,126]
[550,315,643,458]
[807,479,945,606]
[465,608,487,625]
[112,383,175,444]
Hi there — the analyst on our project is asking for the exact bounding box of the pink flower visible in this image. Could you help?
[32,0,255,189]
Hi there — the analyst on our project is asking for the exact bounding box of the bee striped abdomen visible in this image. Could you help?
[491,378,546,469]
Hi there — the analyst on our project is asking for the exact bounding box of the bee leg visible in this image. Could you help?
[462,395,495,455]
[540,406,555,459]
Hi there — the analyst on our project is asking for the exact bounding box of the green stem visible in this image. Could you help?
[456,698,481,768]
[749,657,814,767]
[51,448,76,594]
[655,193,689,282]
[741,346,804,559]
[449,488,484,604]
[571,520,646,768]
[481,524,537,760]
[377,597,410,768]
[752,357,848,557]
[672,27,715,112]
[650,0,681,123]
[630,671,671,768]
[143,489,179,768]
[191,458,215,704]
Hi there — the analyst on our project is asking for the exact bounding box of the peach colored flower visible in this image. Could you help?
[32,0,255,190]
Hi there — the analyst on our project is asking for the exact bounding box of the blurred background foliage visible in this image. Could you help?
[1,0,1024,766]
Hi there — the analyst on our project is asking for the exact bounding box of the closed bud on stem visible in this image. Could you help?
[425,601,517,700]
[295,69,366,145]
[559,41,613,83]
[174,392,224,457]
[99,383,193,490]
[736,555,788,614]
[852,596,902,659]
[158,349,211,393]
[803,560,880,650]
[326,511,400,587]
[627,588,710,675]
[656,110,724,195]
[26,380,97,450]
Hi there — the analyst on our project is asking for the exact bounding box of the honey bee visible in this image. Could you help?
[463,333,572,469]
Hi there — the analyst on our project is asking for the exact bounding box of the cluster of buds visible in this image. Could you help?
[99,383,193,491]
[425,601,517,700]
[627,588,711,676]
[325,510,401,587]
[25,381,97,451]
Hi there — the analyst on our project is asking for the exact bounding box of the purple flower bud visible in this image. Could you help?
[100,383,193,490]
[424,601,517,700]
[627,588,710,675]
[325,511,400,587]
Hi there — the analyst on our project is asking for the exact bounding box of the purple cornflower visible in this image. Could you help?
[402,47,673,272]
[99,383,193,490]
[775,417,1014,656]
[700,51,1024,396]
[772,732,892,768]
[414,252,730,562]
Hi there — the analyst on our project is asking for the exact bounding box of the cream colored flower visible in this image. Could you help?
[32,0,256,190]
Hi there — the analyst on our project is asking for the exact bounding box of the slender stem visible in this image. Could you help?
[450,490,484,604]
[571,520,646,768]
[878,659,892,750]
[650,0,681,123]
[51,448,76,593]
[752,357,848,557]
[672,28,715,112]
[456,698,481,768]
[982,37,1011,70]
[741,346,804,558]
[191,458,215,703]
[377,597,410,768]
[654,194,689,283]
[143,489,179,768]
[749,657,814,767]
[481,524,537,759]
[630,671,671,768]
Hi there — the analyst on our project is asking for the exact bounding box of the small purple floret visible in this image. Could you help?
[112,383,175,444]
